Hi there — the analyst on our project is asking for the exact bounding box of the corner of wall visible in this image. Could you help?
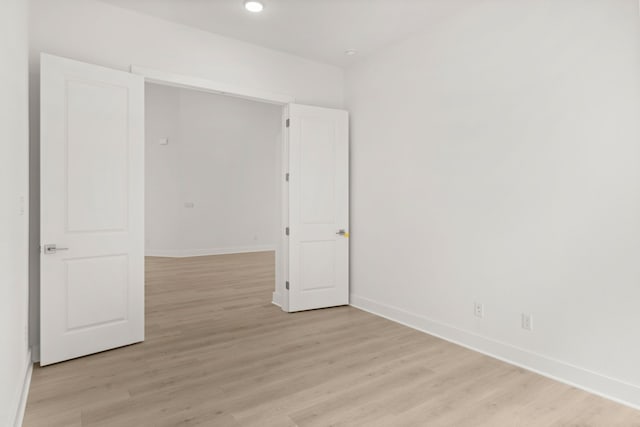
[12,350,33,427]
[272,292,282,307]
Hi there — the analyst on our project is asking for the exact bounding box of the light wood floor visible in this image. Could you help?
[24,252,640,426]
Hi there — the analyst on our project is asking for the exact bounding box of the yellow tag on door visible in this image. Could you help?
[344,232,350,238]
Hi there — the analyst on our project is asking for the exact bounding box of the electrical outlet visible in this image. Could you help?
[521,313,533,331]
[474,302,484,318]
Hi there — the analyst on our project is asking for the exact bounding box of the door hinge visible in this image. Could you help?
[285,281,290,290]
[285,172,289,182]
[285,227,289,236]
[286,118,290,128]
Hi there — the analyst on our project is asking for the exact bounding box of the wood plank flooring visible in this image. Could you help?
[24,252,640,426]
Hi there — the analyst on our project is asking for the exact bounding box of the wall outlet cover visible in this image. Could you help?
[474,302,484,318]
[521,313,533,331]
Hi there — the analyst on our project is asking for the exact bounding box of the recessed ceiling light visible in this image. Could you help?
[244,1,264,13]
[344,49,358,56]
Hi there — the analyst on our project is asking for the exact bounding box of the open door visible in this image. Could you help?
[287,104,349,312]
[40,54,144,365]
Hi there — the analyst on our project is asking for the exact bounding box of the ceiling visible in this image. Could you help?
[97,0,467,67]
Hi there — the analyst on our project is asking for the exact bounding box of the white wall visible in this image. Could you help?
[347,0,640,408]
[145,84,282,257]
[28,0,343,108]
[1,0,32,425]
[28,0,344,359]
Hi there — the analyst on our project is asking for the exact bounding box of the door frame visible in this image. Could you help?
[130,65,294,312]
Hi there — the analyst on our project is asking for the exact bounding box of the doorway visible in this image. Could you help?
[143,81,284,317]
[38,55,349,365]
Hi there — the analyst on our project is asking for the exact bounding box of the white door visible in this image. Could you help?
[40,54,144,366]
[287,104,349,312]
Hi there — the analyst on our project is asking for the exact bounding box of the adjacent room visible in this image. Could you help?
[144,82,284,320]
[2,0,640,426]
[144,84,282,261]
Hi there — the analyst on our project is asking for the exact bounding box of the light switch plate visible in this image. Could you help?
[159,137,169,145]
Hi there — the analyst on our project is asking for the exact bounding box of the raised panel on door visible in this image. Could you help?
[288,104,349,312]
[65,255,129,331]
[66,80,130,232]
[40,54,144,366]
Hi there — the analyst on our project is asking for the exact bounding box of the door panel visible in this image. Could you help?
[40,54,144,366]
[300,241,335,291]
[288,104,348,312]
[65,255,128,330]
[66,80,130,232]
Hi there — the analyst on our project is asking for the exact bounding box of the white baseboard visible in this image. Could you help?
[350,294,640,411]
[145,246,276,258]
[272,291,282,307]
[13,350,33,427]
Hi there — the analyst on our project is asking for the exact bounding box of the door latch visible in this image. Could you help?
[43,244,69,254]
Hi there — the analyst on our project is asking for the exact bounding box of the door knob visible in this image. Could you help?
[43,244,69,254]
[336,229,349,238]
